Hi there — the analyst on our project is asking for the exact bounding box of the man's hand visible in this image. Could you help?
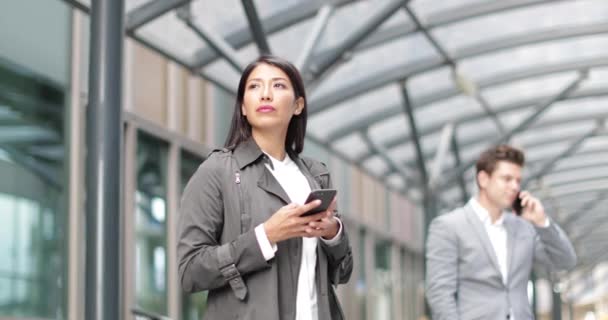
[518,191,548,227]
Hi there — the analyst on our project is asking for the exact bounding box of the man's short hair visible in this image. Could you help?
[476,144,525,177]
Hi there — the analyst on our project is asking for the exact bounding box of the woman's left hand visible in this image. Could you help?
[305,198,340,240]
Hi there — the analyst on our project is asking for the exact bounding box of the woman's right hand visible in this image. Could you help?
[263,200,326,245]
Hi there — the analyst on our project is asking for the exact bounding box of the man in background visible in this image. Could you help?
[425,145,576,320]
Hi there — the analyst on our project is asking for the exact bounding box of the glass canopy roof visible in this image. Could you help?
[65,0,608,284]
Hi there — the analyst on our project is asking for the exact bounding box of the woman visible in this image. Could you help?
[178,55,353,320]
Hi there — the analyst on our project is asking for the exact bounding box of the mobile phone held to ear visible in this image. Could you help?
[512,192,523,215]
[302,189,337,217]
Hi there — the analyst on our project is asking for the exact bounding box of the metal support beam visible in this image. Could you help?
[307,0,409,83]
[191,0,356,68]
[85,0,124,319]
[362,131,412,190]
[523,124,603,187]
[561,191,608,229]
[552,281,563,320]
[296,5,334,72]
[177,5,245,73]
[438,70,589,190]
[401,81,428,184]
[241,0,272,55]
[403,5,453,65]
[450,130,469,204]
[429,123,454,190]
[126,0,191,32]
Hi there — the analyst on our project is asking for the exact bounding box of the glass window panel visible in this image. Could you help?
[540,99,607,124]
[457,35,608,81]
[180,150,208,320]
[432,0,608,51]
[374,241,392,320]
[0,0,71,85]
[357,229,367,320]
[0,32,68,319]
[135,132,169,315]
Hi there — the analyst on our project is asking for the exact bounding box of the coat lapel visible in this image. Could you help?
[504,214,518,283]
[464,204,502,276]
[257,167,292,205]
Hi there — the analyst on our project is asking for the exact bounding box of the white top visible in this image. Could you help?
[254,153,342,320]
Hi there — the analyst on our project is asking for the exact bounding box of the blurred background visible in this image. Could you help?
[1,0,607,319]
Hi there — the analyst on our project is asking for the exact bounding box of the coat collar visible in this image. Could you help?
[232,137,265,170]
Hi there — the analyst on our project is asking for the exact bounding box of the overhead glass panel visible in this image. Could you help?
[432,0,608,51]
[202,59,241,89]
[458,35,608,81]
[553,152,608,172]
[267,18,315,63]
[362,155,389,177]
[407,66,456,101]
[126,0,154,13]
[577,66,608,90]
[136,11,207,63]
[414,95,478,130]
[409,0,490,19]
[317,0,394,48]
[313,33,437,97]
[514,121,597,149]
[543,167,608,186]
[482,72,578,106]
[332,133,369,161]
[190,0,248,36]
[367,113,409,146]
[540,99,607,124]
[309,85,402,139]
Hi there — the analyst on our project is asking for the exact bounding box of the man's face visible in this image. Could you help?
[478,161,522,210]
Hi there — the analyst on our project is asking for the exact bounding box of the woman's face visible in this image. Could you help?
[241,63,304,133]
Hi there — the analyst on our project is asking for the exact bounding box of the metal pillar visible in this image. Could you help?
[85,0,125,319]
[553,283,563,320]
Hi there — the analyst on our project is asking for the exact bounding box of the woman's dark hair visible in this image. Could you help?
[224,55,307,154]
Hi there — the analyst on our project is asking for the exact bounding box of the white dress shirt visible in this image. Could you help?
[470,197,550,320]
[470,198,509,284]
[254,153,342,320]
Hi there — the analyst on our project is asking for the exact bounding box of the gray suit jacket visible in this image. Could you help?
[177,138,353,320]
[425,203,576,320]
